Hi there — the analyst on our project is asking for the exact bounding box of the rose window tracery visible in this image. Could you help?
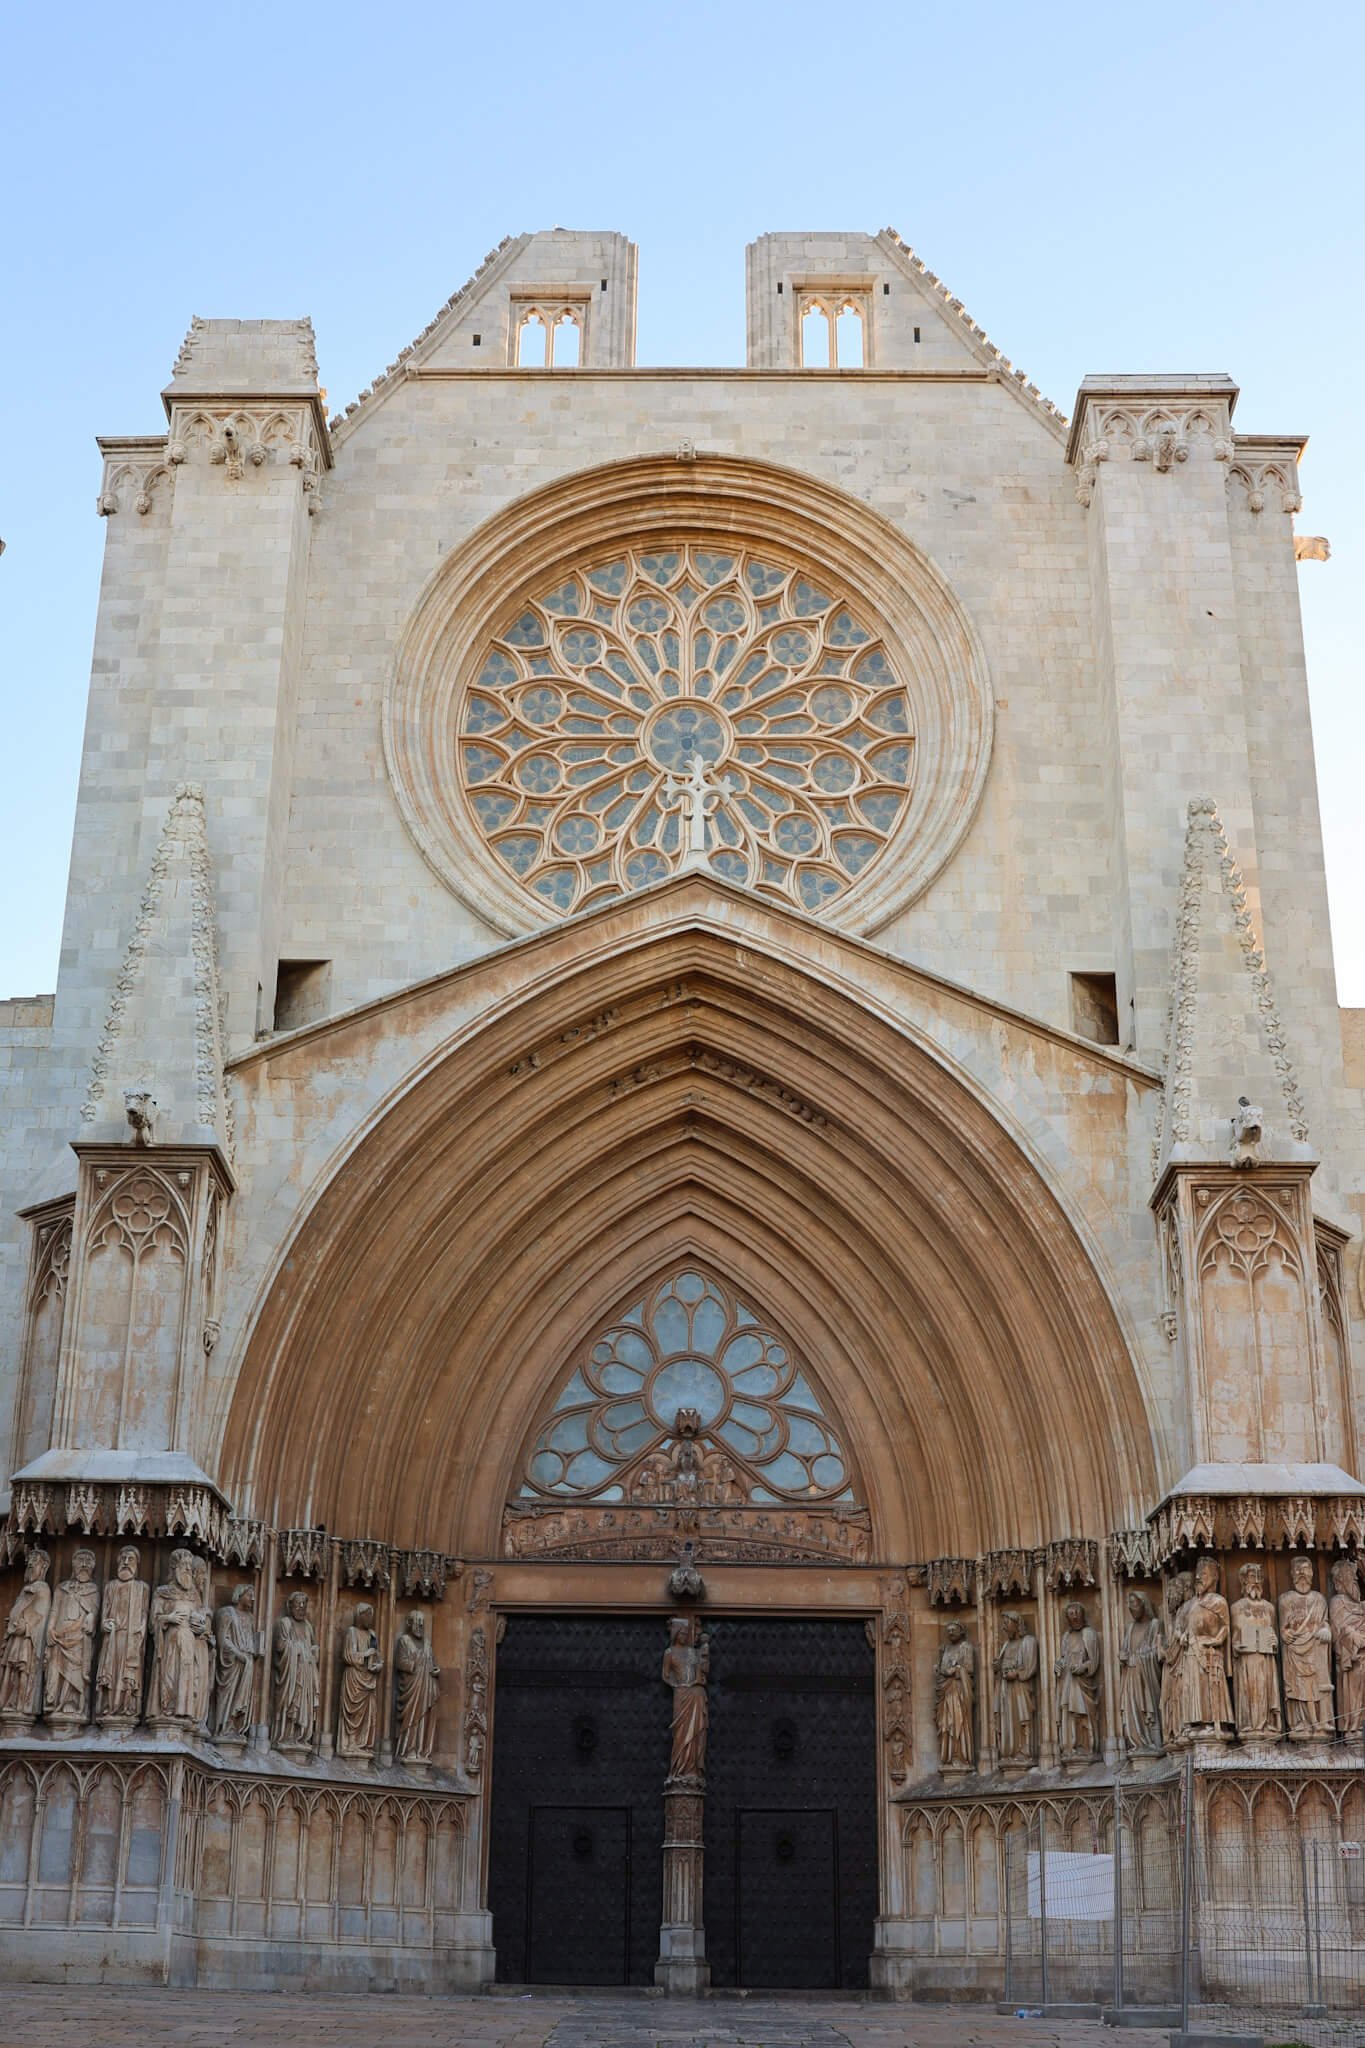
[460,545,914,916]
[517,1268,858,1508]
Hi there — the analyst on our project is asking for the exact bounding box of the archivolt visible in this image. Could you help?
[222,927,1156,1556]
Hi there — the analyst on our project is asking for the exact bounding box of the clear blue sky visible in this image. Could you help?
[4,1,1362,1000]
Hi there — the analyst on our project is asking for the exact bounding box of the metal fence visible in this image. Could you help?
[1001,1767,1365,2047]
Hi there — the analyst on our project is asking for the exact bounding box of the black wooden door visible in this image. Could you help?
[489,1616,668,1984]
[704,1617,877,1989]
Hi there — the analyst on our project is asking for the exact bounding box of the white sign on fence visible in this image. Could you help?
[1027,1851,1114,1921]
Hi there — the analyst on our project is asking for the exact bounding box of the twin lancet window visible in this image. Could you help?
[799,294,867,368]
[514,304,584,367]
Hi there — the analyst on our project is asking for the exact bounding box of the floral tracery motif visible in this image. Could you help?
[518,1269,858,1507]
[460,545,914,916]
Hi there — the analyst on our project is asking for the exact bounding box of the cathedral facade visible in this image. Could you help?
[0,228,1361,1996]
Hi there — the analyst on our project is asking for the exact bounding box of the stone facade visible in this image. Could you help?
[0,226,1361,1996]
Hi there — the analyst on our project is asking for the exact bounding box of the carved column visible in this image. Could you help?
[655,1615,710,1993]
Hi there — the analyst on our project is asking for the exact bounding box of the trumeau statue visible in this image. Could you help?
[662,1614,710,1784]
[1054,1601,1102,1761]
[95,1546,149,1725]
[337,1602,383,1760]
[1181,1555,1234,1741]
[271,1590,320,1753]
[1278,1556,1335,1741]
[1230,1560,1283,1741]
[1117,1588,1165,1757]
[992,1611,1038,1765]
[934,1619,976,1771]
[148,1547,213,1727]
[1328,1557,1365,1739]
[1160,1571,1194,1749]
[43,1548,100,1729]
[0,1550,53,1723]
[211,1585,258,1743]
[394,1611,440,1764]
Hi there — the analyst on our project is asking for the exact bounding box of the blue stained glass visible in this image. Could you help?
[703,594,745,633]
[555,1369,594,1408]
[462,744,503,782]
[517,755,561,793]
[813,754,857,793]
[565,1450,615,1488]
[826,609,870,646]
[533,869,576,909]
[834,833,878,876]
[745,560,786,596]
[786,1372,821,1409]
[694,551,735,585]
[769,716,815,736]
[603,796,637,831]
[770,628,812,667]
[554,815,601,855]
[561,629,602,667]
[625,850,668,888]
[547,1412,590,1453]
[713,851,749,883]
[651,1357,726,1425]
[600,1362,644,1394]
[791,579,832,615]
[635,639,661,674]
[495,835,540,876]
[854,649,891,681]
[472,793,516,830]
[602,1399,648,1433]
[504,610,547,647]
[799,869,844,909]
[587,560,628,594]
[730,1399,773,1433]
[528,656,556,675]
[639,552,680,585]
[774,815,818,856]
[465,695,505,734]
[479,651,518,689]
[592,601,616,625]
[652,1294,690,1355]
[811,684,854,723]
[606,652,636,686]
[627,594,670,631]
[762,1452,810,1492]
[712,639,737,673]
[812,1455,846,1489]
[521,686,563,723]
[761,857,786,885]
[674,581,700,608]
[871,743,911,783]
[869,695,909,734]
[540,578,584,617]
[739,797,771,831]
[587,666,624,700]
[610,1329,654,1371]
[785,1415,833,1455]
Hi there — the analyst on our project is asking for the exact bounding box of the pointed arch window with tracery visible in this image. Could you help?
[503,1268,870,1565]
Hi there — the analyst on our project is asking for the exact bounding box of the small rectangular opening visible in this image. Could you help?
[913,326,921,343]
[777,281,784,294]
[274,959,332,1033]
[472,333,481,346]
[1070,971,1120,1047]
[883,283,890,295]
[600,278,607,290]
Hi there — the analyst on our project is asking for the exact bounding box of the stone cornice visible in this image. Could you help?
[1227,433,1306,514]
[1065,374,1239,466]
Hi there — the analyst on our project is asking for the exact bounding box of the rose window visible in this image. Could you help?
[459,545,914,916]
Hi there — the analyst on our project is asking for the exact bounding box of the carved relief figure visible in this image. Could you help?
[94,1546,149,1724]
[1117,1589,1165,1757]
[1278,1556,1335,1741]
[394,1610,440,1764]
[211,1585,258,1742]
[1054,1601,1102,1761]
[992,1611,1038,1764]
[337,1602,383,1760]
[147,1548,213,1726]
[42,1548,99,1727]
[1329,1557,1365,1738]
[1160,1571,1194,1748]
[190,1556,215,1727]
[1182,1556,1234,1741]
[934,1619,976,1770]
[271,1589,320,1752]
[1230,1560,1283,1741]
[662,1615,710,1783]
[0,1550,52,1723]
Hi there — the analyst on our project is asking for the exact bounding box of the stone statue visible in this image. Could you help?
[1160,1571,1194,1748]
[662,1615,710,1783]
[271,1590,320,1752]
[1230,1095,1264,1152]
[934,1619,976,1770]
[1329,1557,1365,1739]
[1278,1556,1335,1741]
[189,1556,215,1727]
[394,1611,440,1764]
[0,1550,52,1724]
[1182,1556,1234,1741]
[337,1602,382,1760]
[992,1611,1037,1764]
[147,1548,213,1726]
[42,1548,100,1729]
[1230,1560,1283,1742]
[211,1585,258,1743]
[1117,1588,1165,1757]
[94,1546,149,1725]
[1054,1601,1102,1761]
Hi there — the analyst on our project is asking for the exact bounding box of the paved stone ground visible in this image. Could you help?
[0,1988,1173,2048]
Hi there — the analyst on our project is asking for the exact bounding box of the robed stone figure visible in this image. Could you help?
[43,1548,99,1728]
[992,1611,1037,1764]
[1230,1561,1282,1741]
[95,1547,149,1725]
[934,1619,976,1770]
[1055,1602,1102,1761]
[1118,1589,1164,1757]
[148,1548,213,1727]
[1278,1556,1335,1741]
[1329,1558,1365,1739]
[271,1590,320,1752]
[1182,1556,1233,1740]
[1160,1571,1194,1748]
[337,1602,382,1760]
[662,1615,710,1783]
[212,1585,258,1743]
[394,1611,440,1764]
[0,1550,52,1723]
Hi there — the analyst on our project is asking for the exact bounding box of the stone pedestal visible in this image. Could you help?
[655,1781,709,1993]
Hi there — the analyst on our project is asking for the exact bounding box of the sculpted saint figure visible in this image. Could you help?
[0,1550,53,1723]
[934,1619,976,1770]
[95,1547,150,1725]
[43,1548,100,1728]
[271,1590,320,1752]
[1182,1556,1234,1740]
[1118,1589,1165,1757]
[1161,1571,1194,1748]
[662,1614,710,1783]
[1328,1558,1365,1739]
[1278,1556,1335,1741]
[337,1602,383,1759]
[148,1548,214,1726]
[212,1585,258,1742]
[394,1611,441,1764]
[1230,1561,1282,1741]
[992,1611,1038,1764]
[1055,1601,1102,1761]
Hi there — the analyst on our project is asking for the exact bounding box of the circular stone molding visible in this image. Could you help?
[385,456,993,937]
